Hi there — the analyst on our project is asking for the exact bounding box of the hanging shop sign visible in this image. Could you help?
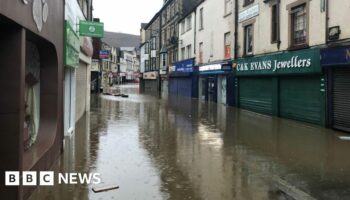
[321,46,350,66]
[239,4,259,23]
[99,50,110,59]
[64,21,80,68]
[79,21,104,38]
[234,48,321,76]
[143,72,158,80]
[175,58,194,72]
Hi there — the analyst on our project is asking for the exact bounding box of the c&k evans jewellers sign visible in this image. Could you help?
[234,48,321,76]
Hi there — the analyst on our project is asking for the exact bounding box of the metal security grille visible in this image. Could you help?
[333,68,350,132]
[239,78,273,115]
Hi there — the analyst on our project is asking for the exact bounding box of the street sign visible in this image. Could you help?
[79,21,104,38]
[99,50,110,59]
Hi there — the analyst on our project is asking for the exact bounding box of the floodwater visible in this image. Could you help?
[29,84,350,200]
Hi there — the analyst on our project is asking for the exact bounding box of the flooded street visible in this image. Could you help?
[30,84,350,200]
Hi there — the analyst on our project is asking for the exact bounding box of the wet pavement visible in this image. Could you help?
[29,84,350,200]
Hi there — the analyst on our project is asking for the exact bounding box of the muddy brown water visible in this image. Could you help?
[29,84,350,200]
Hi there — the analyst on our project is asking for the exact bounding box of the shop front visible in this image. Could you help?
[235,48,326,126]
[198,61,235,106]
[169,58,198,98]
[321,46,350,132]
[143,71,159,94]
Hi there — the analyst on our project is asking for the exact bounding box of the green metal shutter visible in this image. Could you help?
[280,76,323,125]
[239,77,273,115]
[333,68,350,132]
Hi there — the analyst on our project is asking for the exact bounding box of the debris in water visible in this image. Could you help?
[92,185,119,193]
[338,136,350,141]
[121,94,129,98]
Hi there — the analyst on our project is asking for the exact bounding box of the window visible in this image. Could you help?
[199,42,203,64]
[145,60,150,71]
[199,8,204,30]
[151,37,156,50]
[291,4,307,46]
[244,0,254,6]
[181,21,185,34]
[224,0,232,16]
[145,42,150,54]
[151,58,157,71]
[244,25,253,55]
[181,47,186,60]
[186,15,192,31]
[271,4,278,43]
[224,32,231,59]
[186,45,192,59]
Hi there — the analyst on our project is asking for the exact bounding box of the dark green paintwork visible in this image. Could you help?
[235,48,321,76]
[279,76,325,126]
[239,78,274,115]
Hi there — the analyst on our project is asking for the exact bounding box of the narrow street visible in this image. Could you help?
[29,84,350,200]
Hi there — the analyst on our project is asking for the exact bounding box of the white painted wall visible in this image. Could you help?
[237,0,327,57]
[196,0,234,64]
[178,12,196,61]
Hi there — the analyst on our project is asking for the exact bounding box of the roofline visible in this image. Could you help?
[178,0,205,23]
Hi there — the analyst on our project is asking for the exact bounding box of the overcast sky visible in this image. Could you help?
[93,0,163,35]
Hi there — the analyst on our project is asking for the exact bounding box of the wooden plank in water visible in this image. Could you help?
[92,185,119,193]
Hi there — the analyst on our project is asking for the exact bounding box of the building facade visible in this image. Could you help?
[196,0,235,106]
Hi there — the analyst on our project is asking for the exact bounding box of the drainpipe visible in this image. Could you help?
[277,0,281,50]
[234,0,239,59]
[194,9,197,56]
[325,0,329,44]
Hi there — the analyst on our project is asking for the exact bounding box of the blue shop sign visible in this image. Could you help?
[321,46,350,66]
[175,58,194,72]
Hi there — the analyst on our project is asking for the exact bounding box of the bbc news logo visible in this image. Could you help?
[5,171,101,186]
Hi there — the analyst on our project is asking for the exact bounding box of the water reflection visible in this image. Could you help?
[30,84,350,200]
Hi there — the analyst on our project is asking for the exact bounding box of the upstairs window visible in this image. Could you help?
[186,15,192,31]
[244,0,254,7]
[224,32,231,59]
[271,4,278,43]
[244,24,253,55]
[199,8,204,30]
[224,0,232,16]
[291,4,307,46]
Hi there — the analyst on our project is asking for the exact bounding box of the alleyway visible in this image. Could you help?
[30,84,350,200]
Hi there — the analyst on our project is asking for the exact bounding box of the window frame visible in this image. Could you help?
[287,1,310,49]
[244,24,254,56]
[199,8,204,30]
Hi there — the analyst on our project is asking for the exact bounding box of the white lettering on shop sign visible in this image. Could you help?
[199,64,221,71]
[237,56,312,72]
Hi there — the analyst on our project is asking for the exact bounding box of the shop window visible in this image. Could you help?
[24,41,41,150]
[291,4,307,46]
[244,24,254,55]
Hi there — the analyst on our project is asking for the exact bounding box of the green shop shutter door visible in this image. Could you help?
[333,68,350,132]
[280,76,323,125]
[239,77,273,115]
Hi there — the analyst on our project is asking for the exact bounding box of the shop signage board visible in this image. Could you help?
[321,46,350,66]
[64,21,80,68]
[99,50,110,59]
[239,4,259,22]
[79,21,104,38]
[235,48,321,76]
[175,59,194,72]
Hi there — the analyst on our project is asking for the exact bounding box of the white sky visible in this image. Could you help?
[93,0,163,35]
